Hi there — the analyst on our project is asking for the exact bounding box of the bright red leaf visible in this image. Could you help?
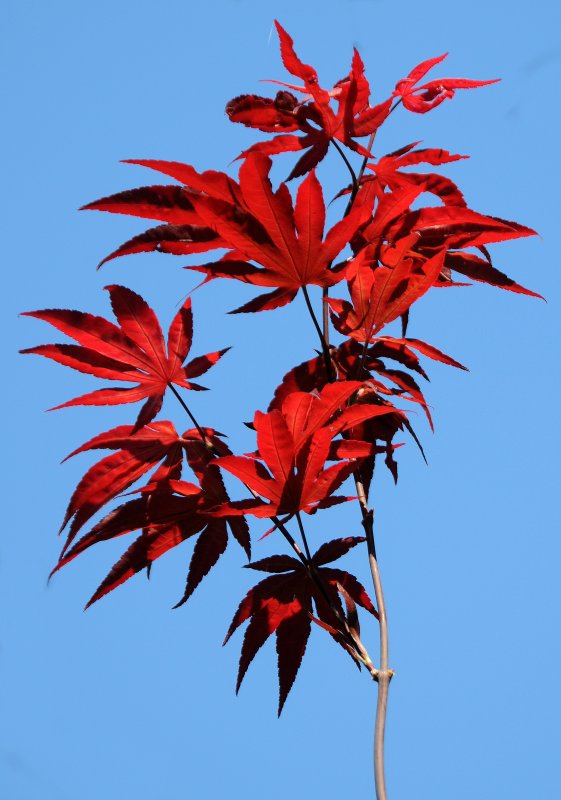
[394,53,499,113]
[215,383,402,518]
[329,235,447,340]
[21,285,229,429]
[387,205,537,251]
[187,153,375,311]
[227,22,392,179]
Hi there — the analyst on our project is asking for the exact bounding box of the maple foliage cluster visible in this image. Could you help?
[23,22,538,714]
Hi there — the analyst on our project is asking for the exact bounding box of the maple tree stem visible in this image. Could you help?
[167,384,208,442]
[356,131,376,189]
[322,287,330,347]
[301,150,392,793]
[356,479,392,800]
[301,286,335,381]
[332,139,358,195]
[295,511,313,563]
[273,516,309,565]
[354,329,375,382]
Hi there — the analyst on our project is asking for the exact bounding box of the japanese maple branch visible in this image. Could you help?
[294,510,313,563]
[167,383,209,443]
[332,140,358,197]
[301,285,335,380]
[322,289,330,348]
[297,280,395,789]
[305,128,397,792]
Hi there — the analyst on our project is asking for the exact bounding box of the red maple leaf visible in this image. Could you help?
[82,159,243,267]
[21,285,229,429]
[226,21,392,179]
[97,223,228,269]
[394,53,499,113]
[334,151,540,298]
[366,142,468,207]
[215,383,402,518]
[328,234,447,341]
[443,250,543,298]
[187,153,375,312]
[382,204,541,297]
[386,204,537,252]
[267,336,463,483]
[224,536,376,714]
[174,429,251,604]
[83,155,374,313]
[335,142,468,209]
[58,420,185,555]
[50,429,250,608]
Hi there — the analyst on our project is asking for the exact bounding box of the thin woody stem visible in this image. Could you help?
[322,287,330,347]
[167,383,208,442]
[332,139,358,196]
[355,472,392,800]
[272,515,308,566]
[301,285,335,381]
[295,511,313,563]
[309,125,404,796]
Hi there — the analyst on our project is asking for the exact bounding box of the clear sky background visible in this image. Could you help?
[3,1,560,798]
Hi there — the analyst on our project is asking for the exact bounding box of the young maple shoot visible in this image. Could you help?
[22,20,540,800]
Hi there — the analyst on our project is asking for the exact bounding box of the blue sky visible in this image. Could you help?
[3,1,560,798]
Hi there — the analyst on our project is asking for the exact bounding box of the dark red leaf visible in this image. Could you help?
[312,536,366,566]
[226,92,300,133]
[174,521,229,607]
[98,224,226,268]
[276,610,312,715]
[445,251,543,298]
[389,206,537,250]
[86,522,197,608]
[225,537,374,711]
[59,421,184,551]
[82,186,199,224]
[245,554,302,573]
